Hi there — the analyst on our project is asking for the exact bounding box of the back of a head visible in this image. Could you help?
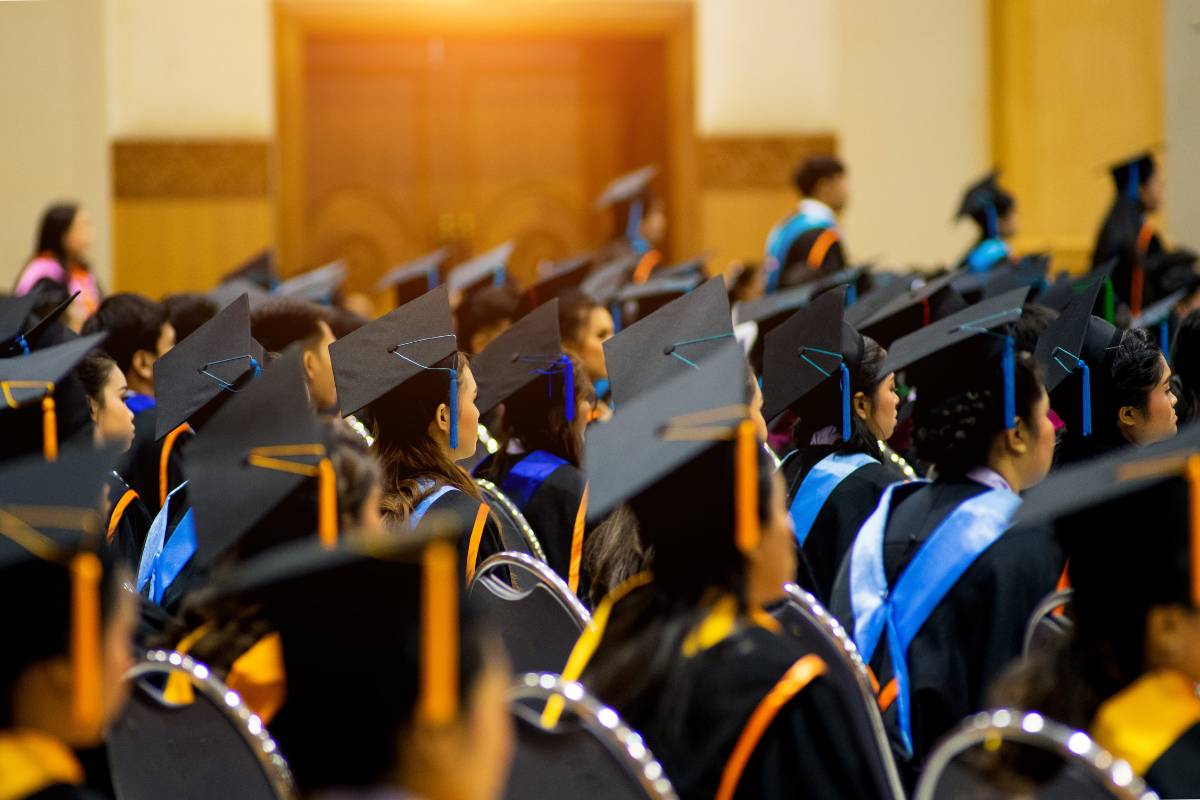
[162,293,218,343]
[457,285,521,353]
[1172,310,1200,392]
[793,156,845,197]
[556,287,599,345]
[250,297,330,354]
[81,293,167,374]
[35,203,78,264]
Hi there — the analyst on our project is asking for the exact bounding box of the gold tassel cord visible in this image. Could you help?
[420,539,459,726]
[247,444,339,549]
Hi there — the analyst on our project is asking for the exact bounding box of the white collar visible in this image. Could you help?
[809,426,840,446]
[798,198,836,225]
[966,466,1013,493]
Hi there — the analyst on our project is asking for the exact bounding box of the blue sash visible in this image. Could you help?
[788,452,878,548]
[965,238,1011,273]
[409,483,458,530]
[136,482,198,605]
[848,482,1021,756]
[764,212,835,293]
[500,450,568,511]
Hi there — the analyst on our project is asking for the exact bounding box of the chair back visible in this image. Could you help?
[1023,588,1075,659]
[476,477,548,584]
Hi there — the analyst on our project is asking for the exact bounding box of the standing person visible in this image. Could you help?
[763,156,848,294]
[956,172,1018,274]
[14,204,101,332]
[595,165,668,283]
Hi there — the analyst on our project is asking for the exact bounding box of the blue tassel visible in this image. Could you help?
[560,354,575,423]
[448,368,459,450]
[1079,360,1092,437]
[426,266,439,291]
[985,201,998,239]
[1002,336,1016,429]
[1160,320,1170,359]
[15,335,29,356]
[609,302,622,333]
[1126,161,1141,202]
[625,198,650,254]
[845,284,858,306]
[249,357,262,378]
[839,362,851,442]
[493,264,506,288]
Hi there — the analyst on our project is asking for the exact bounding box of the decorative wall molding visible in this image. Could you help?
[112,139,271,198]
[698,134,837,190]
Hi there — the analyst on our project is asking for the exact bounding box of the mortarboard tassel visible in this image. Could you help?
[1002,335,1016,430]
[1160,320,1171,359]
[426,266,439,292]
[920,298,931,328]
[559,354,575,423]
[70,552,102,732]
[492,264,506,288]
[1079,360,1092,437]
[1187,455,1200,606]
[1102,278,1116,324]
[447,368,459,450]
[845,283,857,307]
[420,538,458,726]
[839,363,851,443]
[317,457,337,549]
[42,395,58,462]
[1126,160,1141,202]
[734,419,760,554]
[985,201,999,240]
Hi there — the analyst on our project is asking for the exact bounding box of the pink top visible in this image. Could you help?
[15,255,101,325]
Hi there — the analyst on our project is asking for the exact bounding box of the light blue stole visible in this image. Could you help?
[787,451,878,548]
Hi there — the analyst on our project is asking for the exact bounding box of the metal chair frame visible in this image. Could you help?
[779,584,907,800]
[114,649,297,800]
[475,477,549,564]
[1022,588,1075,658]
[471,551,591,629]
[915,709,1159,800]
[510,672,678,800]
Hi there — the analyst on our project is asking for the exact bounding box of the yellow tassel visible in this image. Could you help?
[317,457,338,549]
[1188,455,1200,606]
[420,539,458,726]
[567,485,589,596]
[70,553,102,733]
[41,395,57,462]
[734,419,759,553]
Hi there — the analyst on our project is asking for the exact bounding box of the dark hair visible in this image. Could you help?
[793,156,845,196]
[582,446,776,748]
[324,306,370,340]
[1110,327,1166,414]
[557,288,600,346]
[162,293,218,343]
[325,421,382,532]
[726,260,763,305]
[33,203,82,269]
[76,350,119,409]
[1012,303,1058,355]
[484,356,593,478]
[584,505,647,610]
[456,285,520,354]
[790,333,888,460]
[371,352,483,524]
[250,298,331,354]
[81,293,169,374]
[913,350,1045,479]
[1171,311,1200,425]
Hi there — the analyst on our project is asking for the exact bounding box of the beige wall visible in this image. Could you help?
[1165,0,1200,250]
[0,0,111,289]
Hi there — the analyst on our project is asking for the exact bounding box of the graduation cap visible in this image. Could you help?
[154,294,263,440]
[1036,262,1117,326]
[329,285,462,447]
[613,273,702,324]
[761,287,862,437]
[604,276,735,408]
[0,447,119,732]
[957,171,1014,238]
[852,272,968,348]
[222,249,279,291]
[276,261,348,305]
[0,331,106,461]
[472,300,572,419]
[375,248,451,308]
[446,242,513,298]
[186,348,337,570]
[844,274,913,329]
[882,287,1029,429]
[654,256,707,281]
[595,165,657,210]
[1109,151,1157,202]
[981,255,1051,301]
[209,279,272,312]
[0,290,81,358]
[520,253,594,312]
[580,253,639,306]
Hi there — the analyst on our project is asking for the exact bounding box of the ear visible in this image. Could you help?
[1117,404,1142,430]
[434,402,451,434]
[130,349,154,382]
[301,346,319,381]
[852,390,870,422]
[87,395,100,424]
[1004,417,1031,455]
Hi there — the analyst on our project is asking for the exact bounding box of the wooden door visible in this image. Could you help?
[293,31,668,292]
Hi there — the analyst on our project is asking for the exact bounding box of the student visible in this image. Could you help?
[330,286,504,576]
[762,289,901,603]
[994,435,1200,798]
[14,203,101,331]
[829,292,1062,782]
[206,534,515,800]
[1171,310,1200,426]
[557,288,615,414]
[456,284,521,356]
[0,451,138,800]
[564,342,884,799]
[250,298,339,413]
[956,172,1017,274]
[161,293,218,343]
[1036,278,1177,466]
[763,156,849,293]
[595,165,667,283]
[472,300,594,592]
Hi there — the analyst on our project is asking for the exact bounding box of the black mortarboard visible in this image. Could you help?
[654,256,707,281]
[520,253,594,312]
[852,272,968,348]
[186,348,337,570]
[882,287,1029,429]
[580,254,639,306]
[604,276,735,408]
[734,267,863,331]
[0,291,80,357]
[0,331,106,461]
[980,254,1051,301]
[472,300,572,418]
[613,273,702,327]
[595,165,657,209]
[843,273,913,329]
[957,171,1015,238]
[153,294,262,439]
[762,287,863,434]
[209,278,272,312]
[275,261,347,305]
[1109,151,1157,201]
[329,285,461,446]
[1035,261,1117,325]
[375,248,451,308]
[222,249,279,290]
[447,242,513,298]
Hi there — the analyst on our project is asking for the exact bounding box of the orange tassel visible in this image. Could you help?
[41,395,57,462]
[734,420,759,553]
[420,539,458,726]
[568,485,589,596]
[1188,455,1200,606]
[317,457,338,549]
[70,552,102,733]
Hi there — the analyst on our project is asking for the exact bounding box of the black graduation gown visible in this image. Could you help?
[1092,196,1166,312]
[781,445,902,604]
[120,406,188,516]
[829,479,1065,785]
[613,625,884,799]
[1145,726,1200,798]
[778,230,847,290]
[1053,431,1128,469]
[104,471,152,570]
[23,786,107,799]
[411,484,506,579]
